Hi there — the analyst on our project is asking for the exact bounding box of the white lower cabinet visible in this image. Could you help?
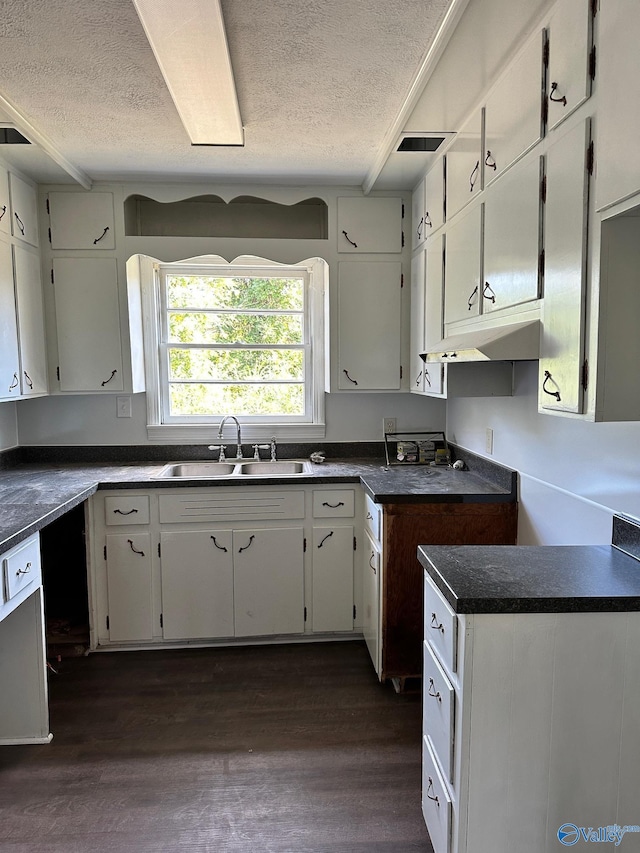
[90,485,360,649]
[422,572,640,853]
[362,529,381,675]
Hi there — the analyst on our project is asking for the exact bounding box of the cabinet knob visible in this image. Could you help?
[317,531,334,549]
[430,612,445,633]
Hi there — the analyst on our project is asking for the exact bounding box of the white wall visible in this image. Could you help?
[16,391,445,446]
[0,403,18,451]
[447,362,640,544]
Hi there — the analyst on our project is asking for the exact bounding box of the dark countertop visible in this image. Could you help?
[418,543,640,614]
[0,453,516,554]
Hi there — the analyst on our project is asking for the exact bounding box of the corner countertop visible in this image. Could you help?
[0,452,516,554]
[418,543,640,614]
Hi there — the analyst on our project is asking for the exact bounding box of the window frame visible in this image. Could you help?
[136,254,327,441]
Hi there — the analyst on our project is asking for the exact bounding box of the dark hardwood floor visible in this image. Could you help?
[0,641,433,853]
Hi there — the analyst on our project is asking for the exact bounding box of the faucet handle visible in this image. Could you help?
[208,444,226,461]
[253,444,270,460]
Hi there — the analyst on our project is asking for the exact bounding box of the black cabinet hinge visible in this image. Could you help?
[400,365,403,380]
[400,273,404,288]
[401,203,405,219]
[353,604,357,620]
[106,615,109,630]
[582,359,589,392]
[158,542,161,558]
[542,94,549,128]
[304,606,307,622]
[590,0,598,19]
[542,36,549,68]
[103,544,107,560]
[401,230,405,248]
[48,227,51,244]
[56,366,60,381]
[50,268,54,284]
[540,174,547,204]
[160,613,163,628]
[589,45,596,81]
[586,140,595,176]
[353,536,357,551]
[538,249,546,280]
[303,538,307,553]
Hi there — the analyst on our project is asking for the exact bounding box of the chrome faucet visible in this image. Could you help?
[217,416,244,459]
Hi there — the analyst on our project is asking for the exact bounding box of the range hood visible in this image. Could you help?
[422,319,541,362]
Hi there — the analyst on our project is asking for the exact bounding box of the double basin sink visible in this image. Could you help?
[156,460,311,479]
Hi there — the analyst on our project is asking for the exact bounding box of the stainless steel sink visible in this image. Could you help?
[237,460,307,475]
[158,462,238,478]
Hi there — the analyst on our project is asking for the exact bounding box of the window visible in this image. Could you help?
[136,255,326,440]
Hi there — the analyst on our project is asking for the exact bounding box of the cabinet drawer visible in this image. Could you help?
[422,735,452,853]
[104,495,150,526]
[364,493,382,543]
[312,489,355,518]
[423,641,455,785]
[3,535,41,604]
[424,572,458,674]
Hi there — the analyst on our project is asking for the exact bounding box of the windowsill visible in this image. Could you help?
[147,423,326,443]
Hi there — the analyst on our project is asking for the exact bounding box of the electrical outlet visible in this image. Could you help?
[117,396,132,418]
[383,417,397,435]
[485,427,494,455]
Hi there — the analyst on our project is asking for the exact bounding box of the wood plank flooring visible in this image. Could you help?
[0,641,433,853]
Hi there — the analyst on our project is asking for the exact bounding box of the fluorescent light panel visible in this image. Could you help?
[132,0,243,146]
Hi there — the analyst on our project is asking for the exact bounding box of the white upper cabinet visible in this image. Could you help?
[424,158,444,234]
[545,0,594,132]
[595,0,640,211]
[47,192,115,249]
[0,165,10,237]
[446,108,482,221]
[410,247,426,393]
[484,29,545,186]
[52,257,124,392]
[337,196,403,253]
[539,119,590,414]
[483,156,542,315]
[0,238,20,401]
[337,261,402,390]
[423,238,445,396]
[13,244,47,396]
[411,177,426,251]
[9,173,39,247]
[443,204,482,325]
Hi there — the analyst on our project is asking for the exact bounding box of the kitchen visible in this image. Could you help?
[1,0,640,850]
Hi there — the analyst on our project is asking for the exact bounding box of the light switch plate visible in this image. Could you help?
[117,396,132,418]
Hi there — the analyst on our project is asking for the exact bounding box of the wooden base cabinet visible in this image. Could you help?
[374,501,517,683]
[422,572,640,853]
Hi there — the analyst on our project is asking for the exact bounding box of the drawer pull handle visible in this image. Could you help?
[342,229,358,248]
[427,678,442,702]
[369,552,377,573]
[469,159,480,192]
[101,369,118,387]
[23,370,33,389]
[113,508,138,516]
[415,370,423,387]
[543,370,561,402]
[93,226,110,244]
[317,531,334,548]
[425,211,432,229]
[16,561,32,576]
[430,612,445,633]
[238,535,255,554]
[467,284,478,310]
[483,281,496,304]
[9,372,19,391]
[322,501,344,509]
[484,150,497,171]
[127,539,145,556]
[549,81,567,106]
[342,369,358,386]
[210,536,228,553]
[426,777,440,806]
[416,216,424,240]
[424,367,431,387]
[14,211,25,235]
[366,512,373,520]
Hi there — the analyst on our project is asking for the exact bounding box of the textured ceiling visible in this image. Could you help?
[0,0,452,186]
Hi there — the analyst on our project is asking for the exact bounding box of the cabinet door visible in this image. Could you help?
[0,164,10,237]
[48,192,115,249]
[311,525,354,633]
[9,173,39,247]
[410,248,426,393]
[337,197,403,253]
[0,239,20,401]
[363,532,381,677]
[53,257,124,391]
[13,245,47,396]
[444,205,482,325]
[160,530,234,640]
[539,120,590,414]
[424,238,445,396]
[105,532,153,642]
[484,29,545,185]
[425,158,444,233]
[594,0,640,211]
[545,0,594,132]
[483,157,542,314]
[233,527,304,637]
[337,261,402,390]
[446,108,482,220]
[411,178,426,251]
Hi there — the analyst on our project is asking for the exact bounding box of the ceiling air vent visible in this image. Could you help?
[396,135,447,152]
[0,127,31,145]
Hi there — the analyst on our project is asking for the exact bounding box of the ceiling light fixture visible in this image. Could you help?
[131,0,244,146]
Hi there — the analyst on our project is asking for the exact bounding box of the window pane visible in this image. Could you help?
[166,275,304,311]
[168,348,304,381]
[168,312,304,345]
[169,383,305,416]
